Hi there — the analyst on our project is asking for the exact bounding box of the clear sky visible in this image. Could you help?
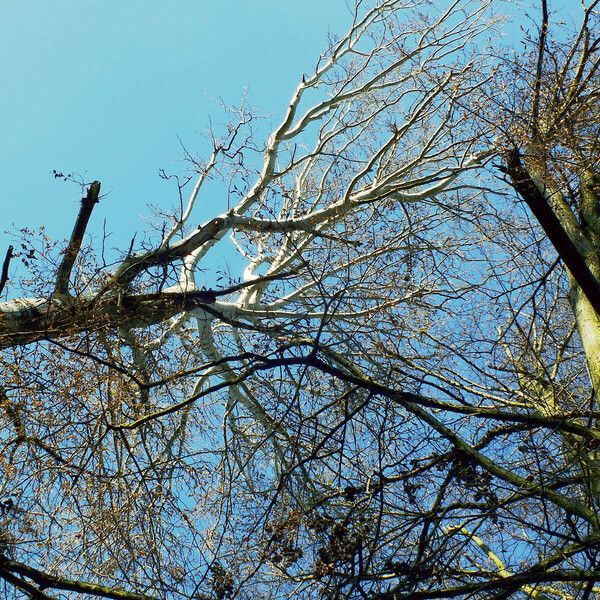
[0,1,351,254]
[0,0,580,265]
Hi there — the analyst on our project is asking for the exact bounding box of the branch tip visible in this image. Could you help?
[53,181,101,299]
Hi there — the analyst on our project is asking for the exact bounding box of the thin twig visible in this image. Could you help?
[531,0,549,132]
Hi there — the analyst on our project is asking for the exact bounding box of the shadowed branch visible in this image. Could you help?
[53,181,101,299]
[0,245,14,296]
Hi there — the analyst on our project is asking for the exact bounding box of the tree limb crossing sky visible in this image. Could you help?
[0,0,577,278]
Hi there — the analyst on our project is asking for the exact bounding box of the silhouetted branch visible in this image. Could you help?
[502,148,600,316]
[0,245,14,296]
[0,555,158,600]
[53,181,101,299]
[531,0,549,131]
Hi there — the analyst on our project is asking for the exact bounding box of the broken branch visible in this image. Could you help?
[53,181,101,299]
[0,246,14,296]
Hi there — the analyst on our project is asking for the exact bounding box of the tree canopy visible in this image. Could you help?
[1,1,599,598]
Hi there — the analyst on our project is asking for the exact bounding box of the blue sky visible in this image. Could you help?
[0,1,580,268]
[0,1,351,255]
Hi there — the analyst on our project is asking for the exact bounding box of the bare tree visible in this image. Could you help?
[0,0,599,598]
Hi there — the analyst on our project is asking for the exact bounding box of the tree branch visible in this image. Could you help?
[0,566,59,599]
[502,148,600,316]
[0,245,14,296]
[373,568,600,599]
[53,181,101,299]
[0,556,157,600]
[108,215,226,289]
[531,0,549,131]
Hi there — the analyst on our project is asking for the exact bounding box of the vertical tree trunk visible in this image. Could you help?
[571,279,600,398]
[505,148,600,501]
